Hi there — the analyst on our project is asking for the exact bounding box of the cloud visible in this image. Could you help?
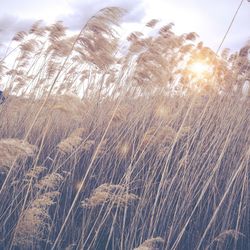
[142,0,250,51]
[60,0,145,30]
[0,0,145,51]
[0,0,248,53]
[0,14,35,43]
[0,0,146,57]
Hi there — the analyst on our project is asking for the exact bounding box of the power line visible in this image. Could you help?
[216,0,245,54]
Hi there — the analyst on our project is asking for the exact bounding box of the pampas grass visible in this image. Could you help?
[0,139,37,173]
[13,191,60,248]
[0,6,249,250]
[134,237,164,250]
[81,183,139,208]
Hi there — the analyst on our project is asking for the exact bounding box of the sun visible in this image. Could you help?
[189,61,213,76]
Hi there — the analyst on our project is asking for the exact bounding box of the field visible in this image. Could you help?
[0,7,249,250]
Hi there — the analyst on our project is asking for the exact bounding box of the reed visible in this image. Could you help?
[0,7,249,250]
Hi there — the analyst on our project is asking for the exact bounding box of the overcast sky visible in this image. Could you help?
[0,0,249,52]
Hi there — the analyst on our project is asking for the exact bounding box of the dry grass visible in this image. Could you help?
[0,139,37,173]
[0,7,249,250]
[81,183,139,208]
[134,237,164,250]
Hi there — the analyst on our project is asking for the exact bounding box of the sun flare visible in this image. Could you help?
[189,61,213,76]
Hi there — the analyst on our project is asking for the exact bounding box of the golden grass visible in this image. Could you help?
[0,139,37,173]
[134,237,164,250]
[0,7,249,250]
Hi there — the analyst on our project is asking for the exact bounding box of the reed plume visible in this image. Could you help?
[0,139,37,173]
[13,191,60,248]
[82,183,139,208]
[134,237,164,250]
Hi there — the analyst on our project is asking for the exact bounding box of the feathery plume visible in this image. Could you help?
[12,31,27,42]
[35,172,64,191]
[82,183,139,208]
[57,127,86,155]
[26,165,46,179]
[13,192,60,248]
[0,139,37,173]
[134,237,164,250]
[146,19,159,28]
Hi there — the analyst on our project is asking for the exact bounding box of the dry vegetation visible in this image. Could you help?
[0,7,249,250]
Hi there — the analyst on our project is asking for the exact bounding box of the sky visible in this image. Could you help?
[0,0,249,53]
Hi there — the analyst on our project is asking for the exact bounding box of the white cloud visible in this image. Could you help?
[0,14,36,57]
[60,0,145,30]
[0,0,71,21]
[142,0,250,51]
[0,0,249,52]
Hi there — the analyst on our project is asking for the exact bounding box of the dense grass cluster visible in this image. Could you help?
[0,7,249,250]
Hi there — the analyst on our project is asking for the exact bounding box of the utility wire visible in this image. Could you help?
[216,0,244,54]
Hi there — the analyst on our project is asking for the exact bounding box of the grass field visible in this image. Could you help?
[0,7,249,250]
